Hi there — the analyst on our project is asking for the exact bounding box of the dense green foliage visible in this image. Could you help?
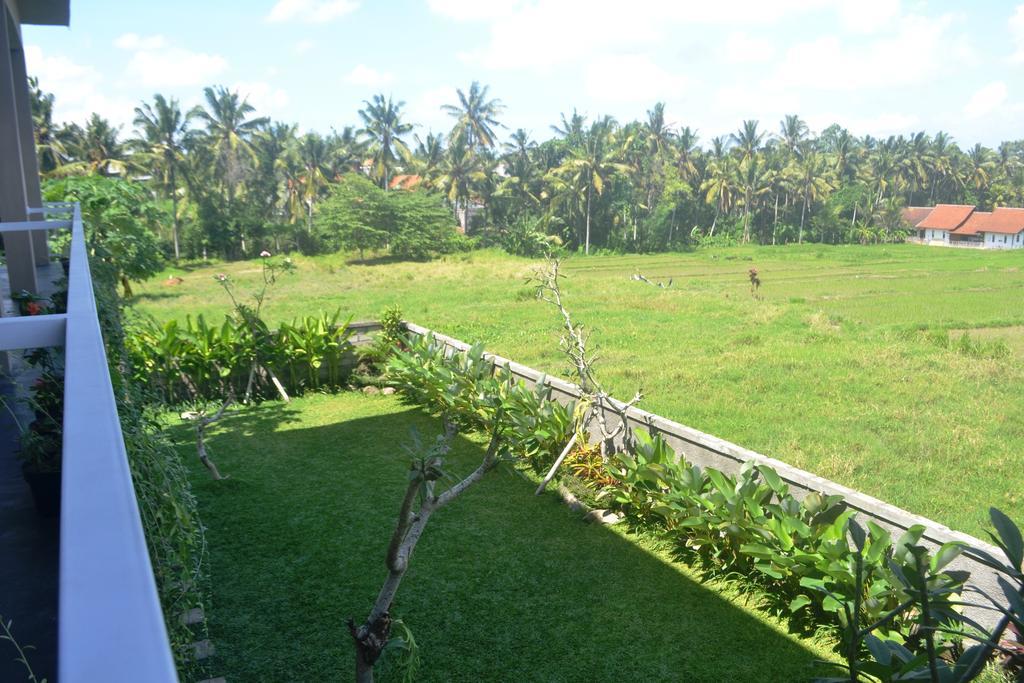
[42,176,164,295]
[176,392,837,681]
[30,76,1024,259]
[316,174,466,259]
[386,334,575,473]
[126,310,354,402]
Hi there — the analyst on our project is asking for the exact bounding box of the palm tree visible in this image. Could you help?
[192,86,268,201]
[964,144,995,208]
[644,102,674,159]
[731,121,766,242]
[779,115,808,156]
[61,114,128,176]
[549,117,628,254]
[412,131,446,188]
[296,132,332,234]
[731,119,765,163]
[133,94,192,259]
[701,155,737,237]
[496,129,540,219]
[435,130,485,230]
[551,109,587,146]
[794,151,833,243]
[443,81,505,150]
[675,126,700,185]
[357,94,412,190]
[28,77,66,174]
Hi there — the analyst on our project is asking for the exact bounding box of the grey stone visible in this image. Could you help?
[362,385,381,395]
[179,607,204,626]
[584,509,623,525]
[191,639,215,660]
[381,387,396,395]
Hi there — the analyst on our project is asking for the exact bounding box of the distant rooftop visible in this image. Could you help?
[902,204,1024,236]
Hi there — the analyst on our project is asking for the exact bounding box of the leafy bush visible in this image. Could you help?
[43,176,165,296]
[317,174,463,260]
[126,310,354,403]
[500,216,560,258]
[386,333,575,473]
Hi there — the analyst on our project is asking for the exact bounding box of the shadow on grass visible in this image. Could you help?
[185,397,833,682]
[129,290,184,304]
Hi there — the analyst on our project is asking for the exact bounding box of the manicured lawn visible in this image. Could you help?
[176,393,836,682]
[139,245,1024,536]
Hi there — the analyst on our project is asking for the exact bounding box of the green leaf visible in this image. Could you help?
[930,542,963,574]
[789,594,812,612]
[989,507,1023,571]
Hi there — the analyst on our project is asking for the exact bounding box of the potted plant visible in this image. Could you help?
[2,369,64,518]
[18,427,61,517]
[11,289,53,316]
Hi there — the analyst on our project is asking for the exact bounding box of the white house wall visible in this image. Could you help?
[982,232,1024,249]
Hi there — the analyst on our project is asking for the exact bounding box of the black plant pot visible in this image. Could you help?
[60,256,71,276]
[22,464,61,518]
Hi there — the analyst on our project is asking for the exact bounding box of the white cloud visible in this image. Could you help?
[721,31,776,63]
[584,54,690,103]
[344,64,395,88]
[266,0,358,23]
[294,39,316,55]
[1011,4,1024,63]
[768,13,958,91]
[963,82,1008,119]
[113,33,167,50]
[232,81,290,116]
[24,45,136,127]
[406,86,458,135]
[837,0,901,33]
[426,0,521,21]
[441,0,828,70]
[115,35,227,88]
[842,112,920,136]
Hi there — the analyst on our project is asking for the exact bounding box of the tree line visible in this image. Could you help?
[28,77,1024,260]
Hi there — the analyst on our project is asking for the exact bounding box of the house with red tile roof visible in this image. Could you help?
[901,205,1024,249]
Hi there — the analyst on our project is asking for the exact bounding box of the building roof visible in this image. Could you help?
[388,174,422,191]
[955,211,990,236]
[901,206,933,227]
[916,204,975,231]
[977,208,1024,235]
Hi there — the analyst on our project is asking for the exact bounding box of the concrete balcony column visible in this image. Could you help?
[0,6,37,297]
[10,39,48,265]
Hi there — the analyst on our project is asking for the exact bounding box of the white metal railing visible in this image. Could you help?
[0,203,178,682]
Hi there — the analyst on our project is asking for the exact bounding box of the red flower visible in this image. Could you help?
[26,301,42,315]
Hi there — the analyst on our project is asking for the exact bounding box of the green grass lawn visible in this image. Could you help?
[176,393,838,682]
[138,244,1024,537]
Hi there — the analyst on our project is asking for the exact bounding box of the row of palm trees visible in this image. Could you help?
[29,76,1024,258]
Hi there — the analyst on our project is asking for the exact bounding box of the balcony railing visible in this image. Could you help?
[0,203,177,682]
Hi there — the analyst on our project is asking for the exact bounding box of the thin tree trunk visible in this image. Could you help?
[585,183,592,254]
[743,186,752,243]
[170,167,180,261]
[772,193,779,245]
[799,192,808,244]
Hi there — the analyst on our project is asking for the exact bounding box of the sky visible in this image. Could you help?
[20,0,1024,149]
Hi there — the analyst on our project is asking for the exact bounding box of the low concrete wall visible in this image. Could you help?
[401,321,1007,629]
